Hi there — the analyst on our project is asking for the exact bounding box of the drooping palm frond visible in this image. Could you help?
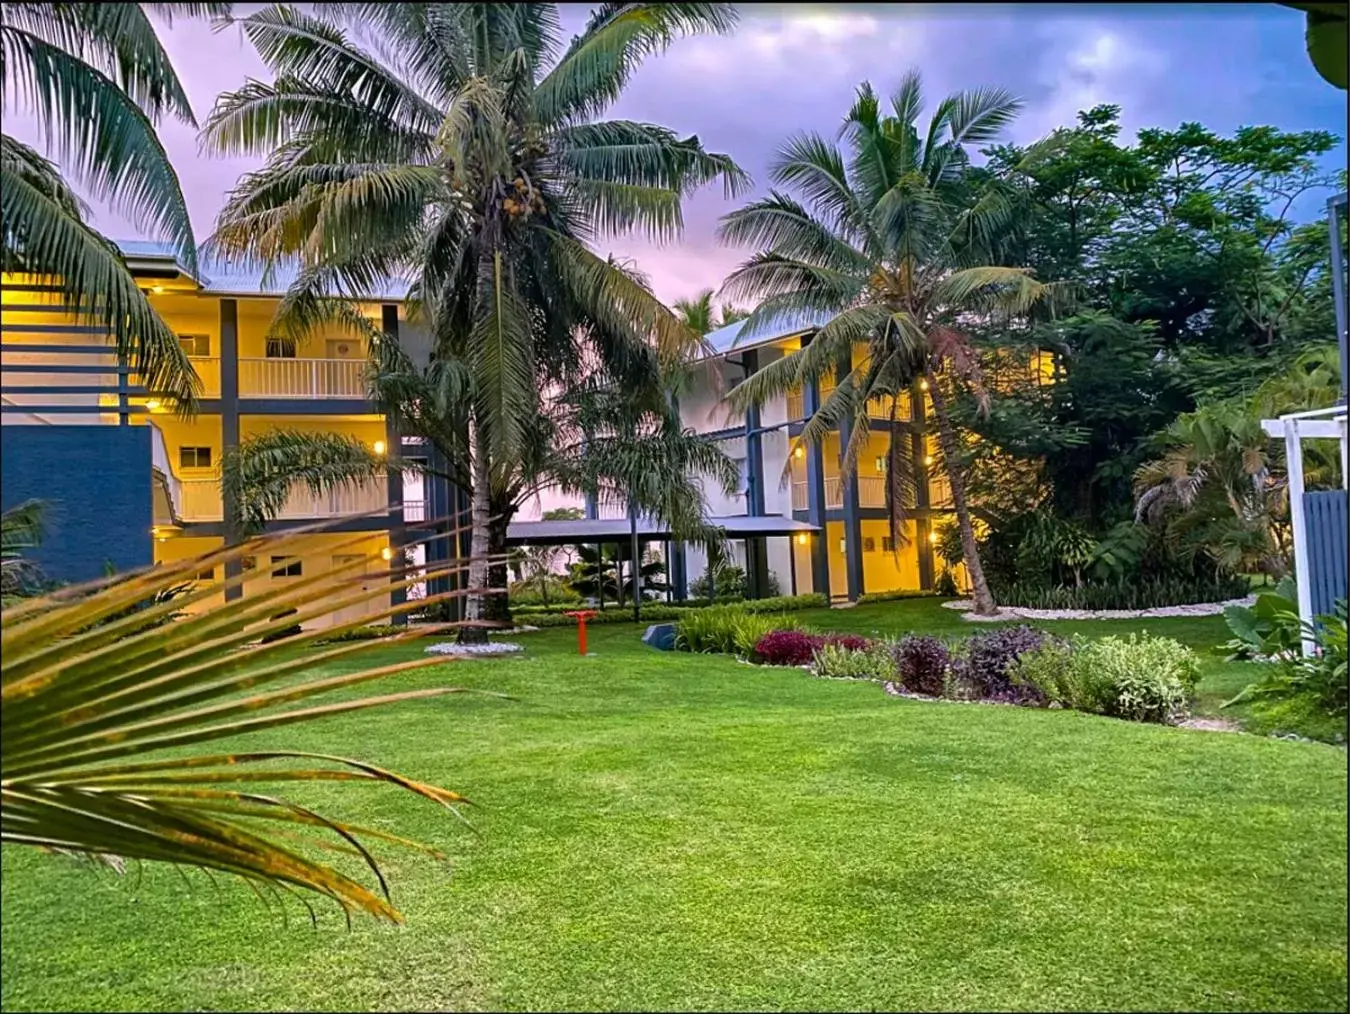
[1,500,49,599]
[1,520,510,923]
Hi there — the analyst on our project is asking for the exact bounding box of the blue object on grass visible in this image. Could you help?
[642,623,676,651]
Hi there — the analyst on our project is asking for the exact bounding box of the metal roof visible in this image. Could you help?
[114,240,410,301]
[505,514,818,545]
[700,308,835,360]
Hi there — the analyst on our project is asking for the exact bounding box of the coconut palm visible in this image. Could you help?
[204,2,747,638]
[718,71,1065,615]
[1,522,494,922]
[0,3,222,405]
[672,289,752,335]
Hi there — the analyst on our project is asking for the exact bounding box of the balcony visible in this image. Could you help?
[238,358,366,399]
[785,385,910,423]
[791,475,888,511]
[176,477,391,523]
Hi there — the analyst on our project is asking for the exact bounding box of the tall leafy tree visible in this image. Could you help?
[0,3,222,405]
[204,3,747,639]
[719,71,1063,615]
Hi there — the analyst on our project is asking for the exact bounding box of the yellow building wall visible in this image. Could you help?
[791,533,815,595]
[239,532,392,629]
[154,535,226,616]
[239,415,386,445]
[860,519,922,593]
[151,413,224,475]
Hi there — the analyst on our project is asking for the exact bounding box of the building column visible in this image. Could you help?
[741,349,769,598]
[381,304,407,623]
[912,378,935,591]
[802,373,830,597]
[219,299,243,602]
[836,359,863,602]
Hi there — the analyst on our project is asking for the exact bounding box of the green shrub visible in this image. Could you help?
[1225,600,1347,719]
[509,577,581,608]
[812,640,894,681]
[740,593,826,613]
[674,606,801,656]
[1013,634,1201,723]
[313,624,406,644]
[856,589,939,605]
[992,575,1248,611]
[526,604,689,628]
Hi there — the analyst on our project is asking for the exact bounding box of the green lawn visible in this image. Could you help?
[2,602,1346,1012]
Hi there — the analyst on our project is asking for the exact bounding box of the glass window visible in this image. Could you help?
[179,446,212,469]
[270,556,302,578]
[265,338,297,358]
[178,334,210,357]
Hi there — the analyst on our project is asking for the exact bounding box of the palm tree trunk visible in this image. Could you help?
[484,503,513,629]
[926,373,998,616]
[459,415,491,645]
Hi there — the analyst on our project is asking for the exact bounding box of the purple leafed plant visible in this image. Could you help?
[753,630,820,666]
[958,625,1050,704]
[820,633,873,653]
[892,635,950,696]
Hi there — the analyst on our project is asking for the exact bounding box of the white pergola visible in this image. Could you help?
[1262,405,1349,655]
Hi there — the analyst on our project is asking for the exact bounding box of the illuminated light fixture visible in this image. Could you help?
[923,455,934,466]
[380,546,393,561]
[373,439,387,455]
[793,446,804,460]
[150,285,165,295]
[919,379,930,391]
[797,533,808,546]
[928,531,939,544]
[145,399,162,413]
[838,538,847,554]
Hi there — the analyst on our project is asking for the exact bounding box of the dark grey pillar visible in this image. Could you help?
[219,299,242,602]
[741,349,770,597]
[836,359,863,602]
[671,540,688,600]
[911,378,935,591]
[803,374,830,597]
[381,304,407,623]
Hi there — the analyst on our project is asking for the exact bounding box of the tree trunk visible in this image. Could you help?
[926,373,999,616]
[484,504,512,630]
[458,416,492,645]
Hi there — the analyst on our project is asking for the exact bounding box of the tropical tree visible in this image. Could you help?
[204,2,748,639]
[0,3,223,405]
[672,288,752,334]
[1,525,491,922]
[718,71,1064,614]
[1,500,48,600]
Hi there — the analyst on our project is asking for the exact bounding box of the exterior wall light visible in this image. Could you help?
[793,445,804,459]
[373,440,387,455]
[928,531,939,544]
[923,455,934,466]
[919,379,930,391]
[797,533,808,546]
[380,546,393,561]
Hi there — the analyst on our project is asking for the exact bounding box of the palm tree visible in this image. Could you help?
[204,3,748,639]
[1,500,48,600]
[672,288,752,334]
[0,3,223,405]
[1,524,492,922]
[718,71,1064,615]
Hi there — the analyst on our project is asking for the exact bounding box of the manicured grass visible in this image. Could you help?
[2,604,1346,1012]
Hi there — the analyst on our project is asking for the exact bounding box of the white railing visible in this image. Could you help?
[791,474,888,510]
[238,358,365,399]
[402,498,428,523]
[186,356,221,397]
[175,477,389,522]
[179,479,224,521]
[277,479,388,519]
[148,424,182,517]
[787,391,804,421]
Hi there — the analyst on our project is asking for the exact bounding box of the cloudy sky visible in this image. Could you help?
[7,3,1346,305]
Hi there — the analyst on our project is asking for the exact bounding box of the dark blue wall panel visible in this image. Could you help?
[1,426,152,583]
[1304,490,1348,618]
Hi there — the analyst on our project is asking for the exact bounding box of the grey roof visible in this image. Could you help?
[700,308,835,360]
[114,239,410,301]
[506,514,818,545]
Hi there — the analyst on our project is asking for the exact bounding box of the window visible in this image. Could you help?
[875,456,887,474]
[240,555,257,571]
[178,334,210,357]
[265,338,297,358]
[270,556,302,578]
[179,446,212,470]
[882,536,896,553]
[863,536,876,553]
[195,566,215,582]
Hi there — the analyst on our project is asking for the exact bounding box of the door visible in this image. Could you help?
[331,554,376,627]
[324,339,361,396]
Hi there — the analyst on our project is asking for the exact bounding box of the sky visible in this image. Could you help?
[6,2,1347,306]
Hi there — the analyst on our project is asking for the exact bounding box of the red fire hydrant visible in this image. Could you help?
[564,610,598,656]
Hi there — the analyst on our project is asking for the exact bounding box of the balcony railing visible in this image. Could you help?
[238,358,366,399]
[791,475,888,511]
[176,477,392,522]
[186,356,221,397]
[785,385,908,423]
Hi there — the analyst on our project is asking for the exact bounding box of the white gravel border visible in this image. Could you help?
[424,641,525,657]
[941,595,1256,622]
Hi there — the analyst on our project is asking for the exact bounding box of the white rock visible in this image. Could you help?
[424,641,525,657]
[944,596,1256,623]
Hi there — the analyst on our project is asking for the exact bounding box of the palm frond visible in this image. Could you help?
[1,525,502,923]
